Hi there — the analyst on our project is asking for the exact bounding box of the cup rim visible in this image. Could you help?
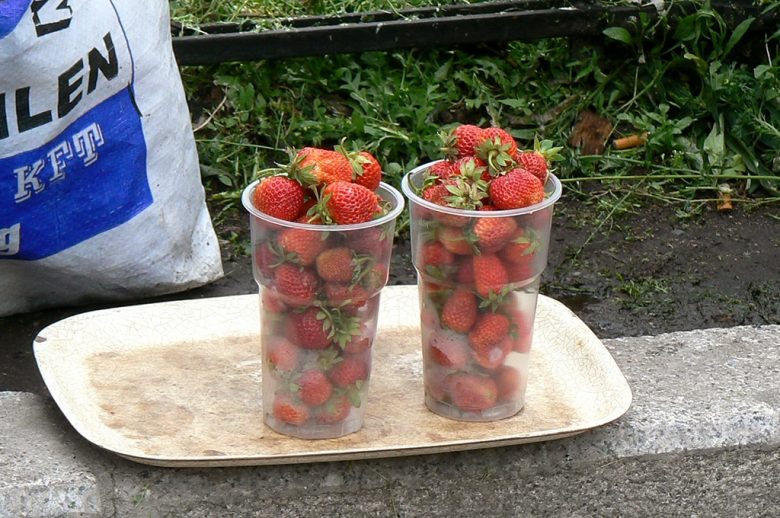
[242,180,405,230]
[401,160,562,217]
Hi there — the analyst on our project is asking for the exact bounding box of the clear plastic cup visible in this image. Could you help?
[401,162,562,421]
[242,181,404,439]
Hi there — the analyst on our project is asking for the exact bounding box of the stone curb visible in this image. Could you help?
[1,324,778,517]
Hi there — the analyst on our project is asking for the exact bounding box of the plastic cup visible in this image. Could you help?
[401,162,562,421]
[242,181,404,439]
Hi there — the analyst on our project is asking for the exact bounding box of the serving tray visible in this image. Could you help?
[33,286,631,467]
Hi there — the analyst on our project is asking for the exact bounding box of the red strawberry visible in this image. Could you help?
[472,335,512,370]
[262,289,287,314]
[447,124,484,158]
[314,394,352,424]
[517,150,548,182]
[448,373,498,412]
[452,156,488,180]
[296,147,353,186]
[316,247,355,283]
[343,335,372,354]
[438,225,473,255]
[347,226,388,256]
[479,127,518,158]
[254,242,277,281]
[427,330,469,369]
[352,151,382,191]
[456,259,475,285]
[424,367,451,402]
[252,176,305,221]
[278,228,327,266]
[472,255,508,297]
[427,160,457,180]
[505,255,537,283]
[507,307,534,353]
[473,217,517,253]
[488,168,544,209]
[441,289,478,333]
[361,262,388,292]
[500,227,538,264]
[274,264,318,306]
[298,369,333,407]
[272,394,310,425]
[285,307,331,349]
[323,282,370,310]
[328,355,369,387]
[494,365,521,401]
[468,312,510,351]
[266,337,299,373]
[422,179,455,205]
[323,181,381,224]
[420,241,455,270]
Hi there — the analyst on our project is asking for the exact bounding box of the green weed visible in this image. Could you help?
[173,1,780,229]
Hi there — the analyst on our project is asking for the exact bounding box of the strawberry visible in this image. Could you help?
[472,254,508,297]
[277,228,327,266]
[500,227,538,264]
[352,151,383,191]
[323,282,370,310]
[471,335,511,370]
[298,369,333,407]
[296,147,353,186]
[420,241,455,270]
[473,217,517,253]
[494,365,521,401]
[507,307,534,353]
[441,289,478,333]
[252,176,305,221]
[422,180,455,205]
[438,225,473,255]
[274,264,318,306]
[346,226,388,256]
[316,247,355,283]
[477,127,517,172]
[517,150,548,182]
[360,262,388,292]
[452,156,488,180]
[427,160,457,181]
[323,181,381,225]
[468,312,510,351]
[284,307,331,349]
[272,393,310,425]
[427,330,469,369]
[254,242,277,281]
[343,335,372,354]
[328,355,369,387]
[445,124,484,158]
[424,367,451,402]
[262,289,287,314]
[456,258,475,285]
[448,373,498,412]
[314,394,352,424]
[505,255,537,283]
[266,337,299,373]
[488,168,544,209]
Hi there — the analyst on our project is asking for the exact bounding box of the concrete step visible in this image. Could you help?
[1,324,778,517]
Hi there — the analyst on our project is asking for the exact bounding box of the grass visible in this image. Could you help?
[172,0,780,228]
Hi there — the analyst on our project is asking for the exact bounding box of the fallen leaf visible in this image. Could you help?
[569,110,612,155]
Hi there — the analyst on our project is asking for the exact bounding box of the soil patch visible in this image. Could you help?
[2,200,779,397]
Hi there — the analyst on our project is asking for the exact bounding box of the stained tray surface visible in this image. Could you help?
[33,286,631,467]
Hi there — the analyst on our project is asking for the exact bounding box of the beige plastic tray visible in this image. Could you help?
[34,286,631,467]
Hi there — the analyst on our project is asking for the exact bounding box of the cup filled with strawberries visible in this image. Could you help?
[401,125,562,422]
[242,143,404,439]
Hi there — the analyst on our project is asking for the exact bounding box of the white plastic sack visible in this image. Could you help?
[0,0,223,316]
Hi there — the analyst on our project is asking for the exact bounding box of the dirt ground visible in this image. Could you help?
[2,199,779,397]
